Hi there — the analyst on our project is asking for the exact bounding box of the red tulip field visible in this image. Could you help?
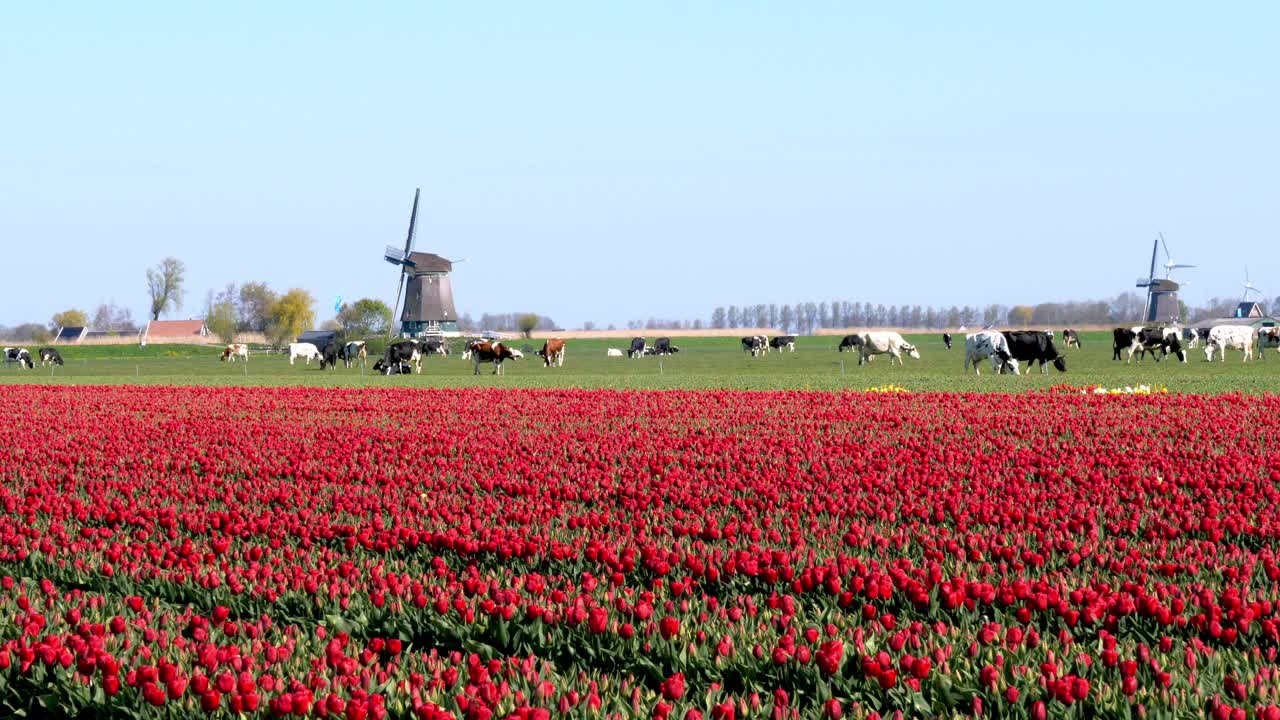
[2,384,1280,719]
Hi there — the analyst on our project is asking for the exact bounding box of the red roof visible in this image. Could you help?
[145,320,208,339]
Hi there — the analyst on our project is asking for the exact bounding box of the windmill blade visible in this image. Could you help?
[402,188,421,255]
[389,269,407,339]
[1148,237,1159,281]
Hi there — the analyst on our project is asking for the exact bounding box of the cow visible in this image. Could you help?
[1205,325,1257,362]
[3,347,34,369]
[1183,327,1211,350]
[942,333,953,350]
[420,338,449,357]
[628,337,646,359]
[741,336,767,357]
[220,343,249,363]
[537,338,567,367]
[769,335,797,353]
[382,340,422,374]
[371,359,414,374]
[319,343,340,370]
[1002,331,1066,373]
[470,341,519,375]
[654,337,680,355]
[1062,330,1081,349]
[1133,327,1187,363]
[858,332,920,366]
[964,331,1020,375]
[606,348,624,357]
[1258,327,1280,358]
[838,334,864,353]
[342,341,367,368]
[288,342,323,366]
[38,348,64,366]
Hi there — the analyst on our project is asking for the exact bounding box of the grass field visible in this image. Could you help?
[3,331,1278,392]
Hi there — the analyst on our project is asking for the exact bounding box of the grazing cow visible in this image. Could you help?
[1002,331,1067,373]
[342,341,367,368]
[220,343,249,363]
[420,338,449,356]
[537,338,567,367]
[288,342,323,366]
[1205,325,1257,362]
[470,341,519,375]
[319,343,340,370]
[654,337,680,355]
[1258,327,1280,358]
[382,340,422,374]
[606,348,624,357]
[38,348,64,366]
[3,347,34,369]
[838,334,864,353]
[942,333,953,350]
[858,332,920,366]
[1062,330,1081,349]
[1133,327,1187,363]
[741,336,767,357]
[628,337,646,359]
[964,331,1020,375]
[769,335,797,353]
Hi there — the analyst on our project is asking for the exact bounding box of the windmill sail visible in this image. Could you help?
[388,188,421,337]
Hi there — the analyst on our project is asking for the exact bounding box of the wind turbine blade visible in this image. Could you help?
[1159,232,1170,261]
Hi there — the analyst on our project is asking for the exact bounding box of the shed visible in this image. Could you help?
[53,326,88,343]
[143,320,209,342]
[296,330,338,349]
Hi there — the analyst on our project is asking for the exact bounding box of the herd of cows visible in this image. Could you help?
[4,324,1279,376]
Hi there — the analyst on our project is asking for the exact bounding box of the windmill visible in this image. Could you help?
[1241,266,1263,302]
[1135,233,1193,324]
[382,189,461,337]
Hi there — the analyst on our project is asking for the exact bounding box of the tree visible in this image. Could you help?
[206,301,238,344]
[265,289,315,348]
[779,305,794,333]
[1009,305,1035,327]
[727,306,740,328]
[50,308,88,332]
[146,257,186,321]
[336,298,393,338]
[91,302,136,333]
[517,313,540,338]
[237,282,277,331]
[710,307,727,329]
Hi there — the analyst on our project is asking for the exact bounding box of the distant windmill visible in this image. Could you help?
[1136,233,1193,323]
[1242,266,1263,302]
[382,189,461,337]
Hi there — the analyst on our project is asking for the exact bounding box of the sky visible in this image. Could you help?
[2,2,1277,328]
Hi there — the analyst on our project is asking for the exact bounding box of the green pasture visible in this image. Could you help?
[2,332,1277,393]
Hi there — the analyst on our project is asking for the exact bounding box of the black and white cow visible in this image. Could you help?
[381,340,422,375]
[420,338,449,357]
[628,337,647,359]
[3,347,34,369]
[964,331,1019,375]
[319,343,340,370]
[1183,327,1211,350]
[769,335,796,353]
[38,348,64,366]
[654,337,679,355]
[1134,327,1187,363]
[1002,331,1066,373]
[371,359,415,374]
[342,341,367,368]
[1062,330,1081,349]
[942,333,953,350]
[741,336,766,357]
[838,334,864,353]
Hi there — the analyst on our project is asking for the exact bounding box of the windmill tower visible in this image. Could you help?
[1135,233,1193,324]
[384,189,460,337]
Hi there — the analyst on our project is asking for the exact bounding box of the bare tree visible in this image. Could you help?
[146,257,186,320]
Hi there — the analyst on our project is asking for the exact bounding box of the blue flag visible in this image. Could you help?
[334,296,343,314]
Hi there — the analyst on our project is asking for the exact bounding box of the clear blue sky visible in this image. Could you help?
[3,2,1277,328]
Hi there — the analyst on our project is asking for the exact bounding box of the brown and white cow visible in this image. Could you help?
[471,341,520,375]
[220,343,249,362]
[537,338,566,367]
